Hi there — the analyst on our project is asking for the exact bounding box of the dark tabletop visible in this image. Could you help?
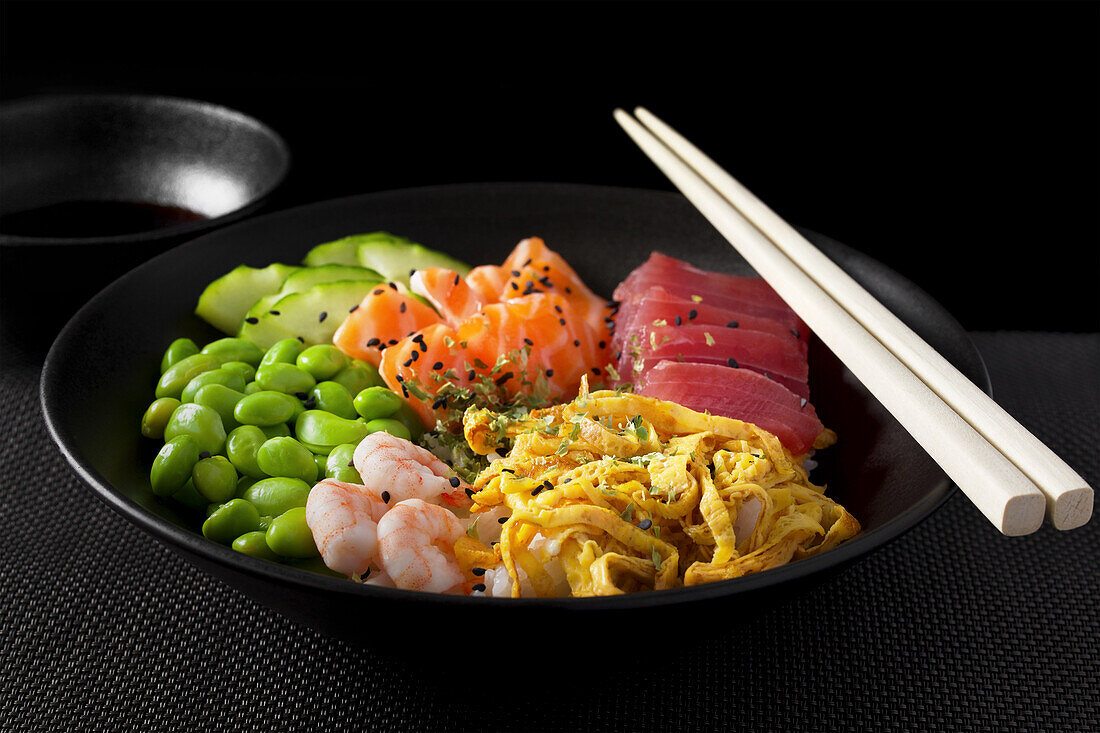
[2,2,1098,730]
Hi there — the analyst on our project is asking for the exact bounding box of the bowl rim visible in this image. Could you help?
[40,181,986,610]
[0,93,291,247]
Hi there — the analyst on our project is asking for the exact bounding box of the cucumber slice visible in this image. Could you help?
[238,280,379,350]
[357,240,471,286]
[279,264,383,295]
[195,263,300,335]
[303,232,412,267]
[243,293,282,321]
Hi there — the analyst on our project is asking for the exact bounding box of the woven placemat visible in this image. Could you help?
[2,332,1097,732]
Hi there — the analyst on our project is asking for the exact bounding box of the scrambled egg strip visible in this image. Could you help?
[456,383,859,597]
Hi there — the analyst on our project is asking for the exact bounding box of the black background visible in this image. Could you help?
[2,0,1098,332]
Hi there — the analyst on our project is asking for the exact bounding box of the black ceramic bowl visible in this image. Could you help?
[41,184,984,661]
[1,94,289,353]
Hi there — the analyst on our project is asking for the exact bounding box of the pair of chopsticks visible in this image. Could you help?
[614,107,1093,535]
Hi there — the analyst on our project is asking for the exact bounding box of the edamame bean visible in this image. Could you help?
[296,344,348,381]
[201,337,264,366]
[231,531,280,560]
[242,477,311,517]
[164,403,227,455]
[236,475,258,497]
[193,384,246,432]
[325,443,360,483]
[219,361,256,383]
[180,368,246,404]
[255,363,316,395]
[191,455,239,503]
[256,437,318,483]
[202,498,262,544]
[353,386,402,421]
[260,338,305,367]
[332,361,384,395]
[313,453,328,477]
[171,479,208,511]
[265,507,319,558]
[257,515,274,531]
[391,399,425,441]
[244,381,262,395]
[156,353,220,399]
[310,381,358,420]
[295,409,370,450]
[225,425,269,479]
[150,435,202,497]
[260,422,292,439]
[364,418,412,441]
[234,390,299,426]
[141,397,181,440]
[161,338,199,373]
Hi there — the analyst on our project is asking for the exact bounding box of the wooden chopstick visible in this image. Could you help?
[614,108,1057,536]
[630,107,1093,531]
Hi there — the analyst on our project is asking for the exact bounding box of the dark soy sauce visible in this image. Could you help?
[0,200,208,238]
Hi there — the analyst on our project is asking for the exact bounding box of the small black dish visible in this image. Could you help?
[1,94,289,355]
[41,184,987,664]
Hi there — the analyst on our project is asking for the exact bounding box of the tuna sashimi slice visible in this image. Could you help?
[629,324,809,399]
[612,252,807,354]
[641,361,824,454]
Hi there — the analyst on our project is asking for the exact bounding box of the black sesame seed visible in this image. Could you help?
[472,583,487,593]
[319,311,328,322]
[523,338,534,346]
[501,468,515,474]
[388,339,398,345]
[638,518,653,530]
[373,289,384,296]
[412,334,425,343]
[562,477,572,484]
[410,350,419,362]
[542,265,550,272]
[395,374,404,382]
[545,369,554,377]
[497,517,507,524]
[401,386,409,398]
[381,491,391,503]
[432,361,444,370]
[467,369,476,380]
[244,317,259,325]
[554,305,563,314]
[494,372,513,385]
[603,316,614,323]
[592,367,601,375]
[688,309,698,320]
[399,302,407,313]
[269,310,281,316]
[522,258,532,266]
[559,318,567,326]
[367,338,381,347]
[472,567,486,576]
[432,397,447,409]
[511,270,521,277]
[726,321,739,328]
[727,358,739,368]
[510,282,519,291]
[349,304,359,313]
[388,282,398,291]
[565,287,572,294]
[598,341,606,349]
[448,476,461,488]
[297,336,305,343]
[403,359,413,367]
[410,269,417,278]
[464,488,475,497]
[675,316,682,326]
[531,486,543,496]
[198,450,211,459]
[573,339,580,347]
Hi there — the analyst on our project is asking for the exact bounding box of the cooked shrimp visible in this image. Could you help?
[353,432,471,507]
[305,479,389,577]
[377,498,467,593]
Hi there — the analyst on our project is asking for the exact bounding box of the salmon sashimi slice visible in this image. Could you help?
[641,361,824,455]
[332,284,442,366]
[465,265,509,304]
[410,267,486,327]
[631,324,810,399]
[501,237,616,335]
[379,293,612,428]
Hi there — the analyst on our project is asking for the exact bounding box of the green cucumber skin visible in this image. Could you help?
[195,263,300,335]
[238,280,380,350]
